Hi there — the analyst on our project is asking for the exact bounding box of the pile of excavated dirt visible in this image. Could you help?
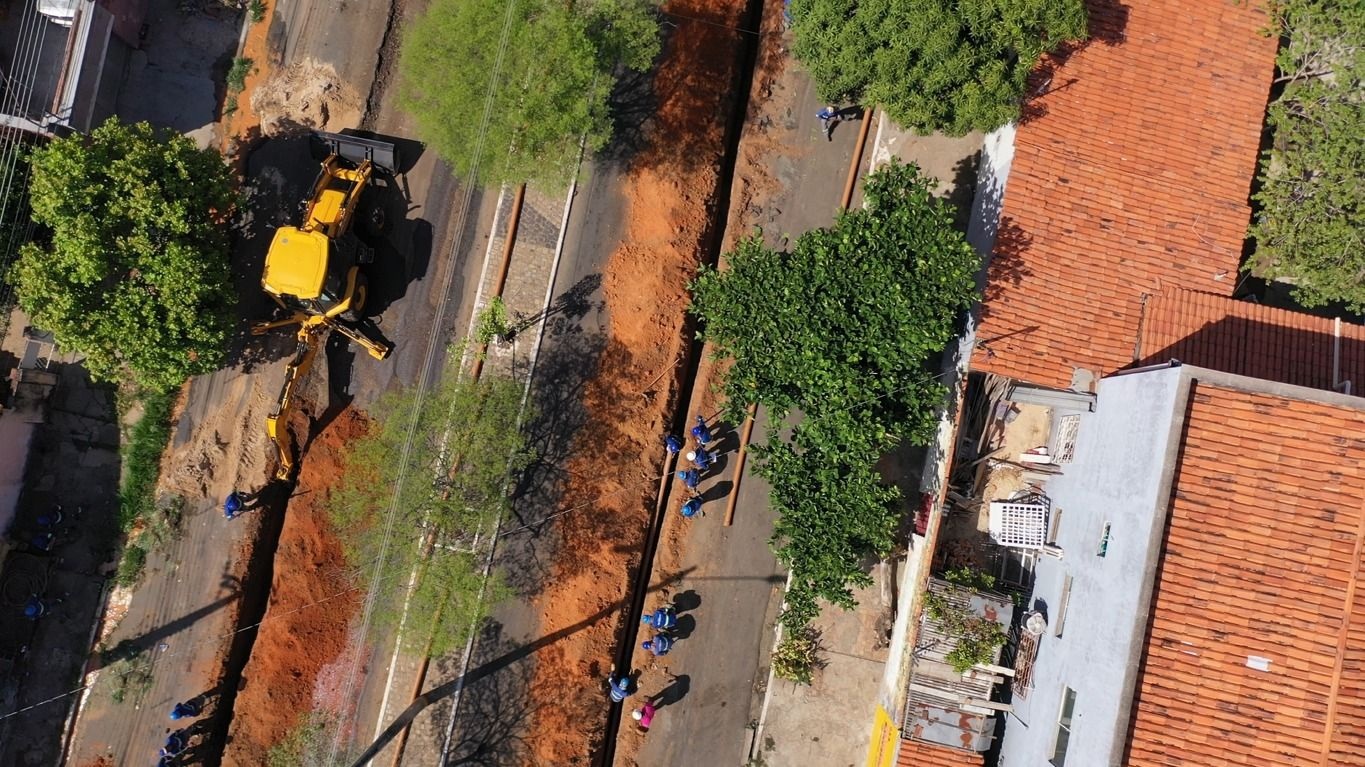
[524,0,750,763]
[221,408,367,766]
[251,59,364,138]
[163,375,276,500]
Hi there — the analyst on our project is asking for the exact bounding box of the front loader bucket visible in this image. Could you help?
[316,130,400,174]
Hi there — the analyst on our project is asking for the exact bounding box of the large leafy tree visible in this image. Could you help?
[331,371,532,657]
[1247,0,1365,310]
[691,161,979,628]
[788,0,1088,135]
[13,119,237,391]
[399,0,659,187]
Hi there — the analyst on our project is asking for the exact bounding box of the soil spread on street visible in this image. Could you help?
[221,408,366,765]
[524,0,751,762]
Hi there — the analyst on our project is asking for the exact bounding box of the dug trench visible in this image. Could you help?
[514,0,768,763]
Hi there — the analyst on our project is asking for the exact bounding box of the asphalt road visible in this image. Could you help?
[396,145,630,767]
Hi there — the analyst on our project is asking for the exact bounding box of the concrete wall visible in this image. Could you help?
[997,366,1183,767]
[0,416,37,534]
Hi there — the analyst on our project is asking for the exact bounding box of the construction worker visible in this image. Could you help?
[686,448,715,471]
[690,415,714,445]
[677,468,701,493]
[642,606,678,631]
[170,700,201,720]
[608,672,632,703]
[817,105,839,141]
[641,633,673,657]
[224,491,245,520]
[680,497,703,519]
[664,434,683,455]
[161,732,188,757]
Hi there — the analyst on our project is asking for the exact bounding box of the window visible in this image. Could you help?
[1097,522,1111,557]
[1050,686,1077,766]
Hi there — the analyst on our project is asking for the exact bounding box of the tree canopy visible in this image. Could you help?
[13,119,237,391]
[1247,0,1365,310]
[330,370,532,657]
[398,0,659,187]
[691,161,979,629]
[788,0,1088,135]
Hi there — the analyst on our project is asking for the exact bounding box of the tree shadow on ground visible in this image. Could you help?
[434,624,538,766]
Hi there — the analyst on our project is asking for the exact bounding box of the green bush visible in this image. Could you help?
[924,568,1007,673]
[250,0,266,23]
[771,626,824,685]
[116,544,147,588]
[119,389,175,531]
[227,57,253,93]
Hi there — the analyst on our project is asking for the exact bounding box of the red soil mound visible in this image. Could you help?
[222,409,367,766]
[525,0,749,763]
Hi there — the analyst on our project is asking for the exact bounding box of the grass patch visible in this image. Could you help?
[115,543,147,588]
[268,712,332,767]
[227,57,253,93]
[250,0,266,22]
[224,94,238,115]
[103,652,154,704]
[119,388,174,532]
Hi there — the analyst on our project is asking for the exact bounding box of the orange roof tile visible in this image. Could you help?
[896,737,985,767]
[1137,289,1365,393]
[1126,382,1365,766]
[972,0,1278,390]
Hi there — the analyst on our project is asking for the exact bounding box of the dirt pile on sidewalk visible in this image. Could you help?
[252,59,365,137]
[221,408,367,766]
[524,0,750,763]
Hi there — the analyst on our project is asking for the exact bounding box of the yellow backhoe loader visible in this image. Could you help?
[254,131,400,480]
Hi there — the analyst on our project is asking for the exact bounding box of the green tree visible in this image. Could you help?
[12,119,237,391]
[1247,0,1365,310]
[399,0,659,187]
[331,370,531,656]
[691,161,979,629]
[788,0,1088,135]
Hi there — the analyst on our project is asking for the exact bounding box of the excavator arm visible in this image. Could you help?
[266,331,323,481]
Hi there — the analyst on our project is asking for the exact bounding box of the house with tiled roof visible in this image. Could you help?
[969,0,1278,392]
[874,1,1365,765]
[972,363,1365,766]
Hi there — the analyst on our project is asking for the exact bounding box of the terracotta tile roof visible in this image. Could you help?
[896,737,985,767]
[1138,289,1365,393]
[972,0,1278,390]
[1126,381,1365,766]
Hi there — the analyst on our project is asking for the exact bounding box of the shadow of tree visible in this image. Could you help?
[978,216,1034,322]
[1019,0,1132,124]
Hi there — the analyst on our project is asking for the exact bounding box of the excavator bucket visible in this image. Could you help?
[315,130,400,174]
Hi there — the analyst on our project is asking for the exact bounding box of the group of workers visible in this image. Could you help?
[669,415,719,519]
[156,699,203,765]
[607,601,690,732]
